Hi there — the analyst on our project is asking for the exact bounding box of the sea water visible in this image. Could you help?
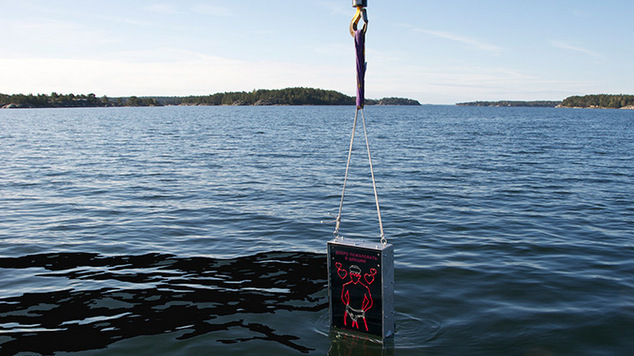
[0,105,632,354]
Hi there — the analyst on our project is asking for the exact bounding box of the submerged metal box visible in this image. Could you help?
[327,238,394,340]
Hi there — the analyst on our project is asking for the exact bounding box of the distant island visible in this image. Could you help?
[0,88,421,109]
[457,94,634,109]
[374,97,421,106]
[6,90,632,109]
[456,100,561,107]
[558,94,634,109]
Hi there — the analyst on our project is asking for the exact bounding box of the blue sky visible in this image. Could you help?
[1,0,632,104]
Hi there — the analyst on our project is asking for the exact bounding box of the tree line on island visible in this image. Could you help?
[456,100,560,108]
[0,93,161,108]
[0,88,421,109]
[457,94,634,109]
[559,94,634,109]
[4,90,633,109]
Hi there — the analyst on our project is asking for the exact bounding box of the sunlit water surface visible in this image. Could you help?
[0,106,632,355]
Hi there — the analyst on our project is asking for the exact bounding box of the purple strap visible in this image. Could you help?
[354,29,366,109]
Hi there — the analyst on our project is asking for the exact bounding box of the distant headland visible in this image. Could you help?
[0,88,421,109]
[557,94,634,109]
[457,94,634,109]
[456,100,560,108]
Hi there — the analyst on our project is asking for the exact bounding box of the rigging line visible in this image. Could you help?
[334,107,360,238]
[360,107,386,244]
[334,107,386,245]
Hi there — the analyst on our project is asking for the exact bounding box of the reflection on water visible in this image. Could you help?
[328,331,394,356]
[0,251,327,354]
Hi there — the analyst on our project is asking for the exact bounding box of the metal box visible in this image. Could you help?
[327,238,394,341]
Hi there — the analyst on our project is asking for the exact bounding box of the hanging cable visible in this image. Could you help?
[333,1,386,245]
[334,108,359,238]
[360,108,386,244]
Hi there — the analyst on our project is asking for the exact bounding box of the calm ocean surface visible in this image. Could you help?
[0,105,632,355]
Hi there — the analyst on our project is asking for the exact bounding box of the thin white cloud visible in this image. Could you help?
[0,53,349,97]
[193,4,233,17]
[145,3,232,17]
[414,28,502,54]
[5,19,118,48]
[550,40,604,59]
[365,63,580,104]
[317,1,350,17]
[145,4,184,15]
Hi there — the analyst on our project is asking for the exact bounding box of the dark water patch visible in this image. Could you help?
[0,251,327,354]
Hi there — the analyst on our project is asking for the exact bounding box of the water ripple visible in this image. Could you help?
[0,106,633,354]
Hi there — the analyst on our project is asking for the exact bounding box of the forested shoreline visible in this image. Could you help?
[457,94,634,109]
[0,93,160,108]
[559,94,634,109]
[456,100,561,107]
[0,88,420,108]
[4,90,632,109]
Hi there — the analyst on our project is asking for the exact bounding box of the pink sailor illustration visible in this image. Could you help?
[334,262,377,331]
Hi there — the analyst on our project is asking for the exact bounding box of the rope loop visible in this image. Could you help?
[333,107,386,245]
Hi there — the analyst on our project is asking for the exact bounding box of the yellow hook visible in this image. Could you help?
[349,6,368,37]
